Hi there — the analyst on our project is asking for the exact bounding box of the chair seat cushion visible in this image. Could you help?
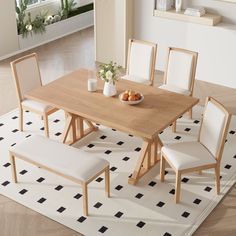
[122,75,152,85]
[159,84,191,96]
[22,99,53,113]
[10,135,109,182]
[161,141,216,170]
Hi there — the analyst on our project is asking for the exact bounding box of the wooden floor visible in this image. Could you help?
[0,26,236,236]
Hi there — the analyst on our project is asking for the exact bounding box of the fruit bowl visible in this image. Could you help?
[119,91,144,105]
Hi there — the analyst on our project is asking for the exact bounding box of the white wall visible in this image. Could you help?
[134,0,236,88]
[0,0,19,57]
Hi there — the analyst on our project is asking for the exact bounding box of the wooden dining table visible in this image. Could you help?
[25,68,199,185]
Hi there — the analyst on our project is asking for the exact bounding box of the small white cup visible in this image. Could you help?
[88,78,97,92]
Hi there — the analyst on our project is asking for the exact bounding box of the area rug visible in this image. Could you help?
[0,106,235,236]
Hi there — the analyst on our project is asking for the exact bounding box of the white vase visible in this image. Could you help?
[175,0,182,12]
[103,82,117,97]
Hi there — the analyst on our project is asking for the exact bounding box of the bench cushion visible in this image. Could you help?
[10,135,109,182]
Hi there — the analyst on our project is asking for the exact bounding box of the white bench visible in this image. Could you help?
[9,135,110,216]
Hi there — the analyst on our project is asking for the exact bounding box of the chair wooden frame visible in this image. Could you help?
[163,47,198,132]
[126,39,157,86]
[160,97,231,203]
[9,151,110,216]
[11,53,57,137]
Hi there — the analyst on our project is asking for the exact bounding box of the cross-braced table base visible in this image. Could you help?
[61,113,98,145]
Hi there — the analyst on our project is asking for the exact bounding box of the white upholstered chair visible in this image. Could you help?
[159,47,198,132]
[122,39,157,85]
[160,97,231,203]
[11,53,57,137]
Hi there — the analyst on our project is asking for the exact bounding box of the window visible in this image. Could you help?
[16,0,49,7]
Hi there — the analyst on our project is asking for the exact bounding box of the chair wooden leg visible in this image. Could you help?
[10,154,17,183]
[19,107,23,131]
[82,183,88,216]
[160,154,165,182]
[172,121,176,133]
[214,166,220,194]
[105,166,110,198]
[175,171,181,203]
[188,108,193,119]
[43,114,49,137]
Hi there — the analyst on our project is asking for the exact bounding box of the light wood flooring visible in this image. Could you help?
[0,26,235,236]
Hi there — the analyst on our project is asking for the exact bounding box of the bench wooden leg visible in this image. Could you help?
[82,183,88,216]
[43,114,49,138]
[19,107,23,132]
[105,166,110,198]
[10,154,17,183]
[172,121,177,133]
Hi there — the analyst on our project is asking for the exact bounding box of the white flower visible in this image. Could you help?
[46,15,53,21]
[99,69,104,74]
[25,24,32,31]
[105,70,113,80]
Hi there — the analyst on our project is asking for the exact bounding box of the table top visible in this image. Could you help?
[26,69,199,139]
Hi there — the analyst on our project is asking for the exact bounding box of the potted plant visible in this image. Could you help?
[98,61,121,97]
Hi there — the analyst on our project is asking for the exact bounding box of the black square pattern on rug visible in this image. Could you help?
[115,185,123,191]
[135,147,141,152]
[94,202,103,209]
[123,156,130,161]
[11,143,16,146]
[12,116,18,119]
[37,177,45,183]
[2,181,10,186]
[19,189,28,195]
[136,221,146,228]
[98,226,108,233]
[40,127,44,131]
[57,207,66,213]
[12,129,18,133]
[163,233,172,236]
[25,134,31,138]
[0,137,4,141]
[26,121,32,125]
[55,185,63,191]
[100,135,107,140]
[181,177,189,183]
[110,166,117,172]
[184,128,191,132]
[169,189,175,195]
[165,170,168,175]
[117,141,124,145]
[194,120,200,124]
[104,150,112,155]
[74,193,82,199]
[149,181,157,187]
[193,198,202,205]
[175,136,181,140]
[234,155,236,159]
[87,144,94,148]
[19,169,28,175]
[77,216,87,223]
[3,163,11,168]
[204,186,212,192]
[229,130,235,134]
[96,177,103,182]
[112,128,116,131]
[114,211,123,218]
[181,211,190,218]
[135,193,144,199]
[55,132,62,136]
[224,164,232,169]
[53,119,60,123]
[0,123,3,126]
[156,201,165,207]
[37,197,46,204]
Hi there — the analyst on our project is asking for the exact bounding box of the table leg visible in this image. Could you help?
[128,135,163,185]
[61,113,98,145]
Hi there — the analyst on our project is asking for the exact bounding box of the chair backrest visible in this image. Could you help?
[164,47,198,94]
[199,97,231,162]
[126,39,157,85]
[11,53,42,102]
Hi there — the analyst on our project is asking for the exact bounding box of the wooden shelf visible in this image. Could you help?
[154,9,222,26]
